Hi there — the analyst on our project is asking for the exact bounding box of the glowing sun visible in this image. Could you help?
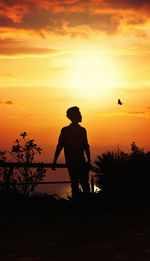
[69,52,120,99]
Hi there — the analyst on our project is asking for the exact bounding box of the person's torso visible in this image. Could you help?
[62,124,86,164]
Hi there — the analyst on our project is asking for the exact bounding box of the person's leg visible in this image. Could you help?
[80,167,90,195]
[68,167,80,198]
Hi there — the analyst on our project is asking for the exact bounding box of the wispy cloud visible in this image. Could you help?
[96,111,150,118]
[0,38,61,57]
[5,100,13,105]
[8,113,32,120]
[0,100,14,106]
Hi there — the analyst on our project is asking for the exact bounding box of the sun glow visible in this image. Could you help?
[69,53,120,99]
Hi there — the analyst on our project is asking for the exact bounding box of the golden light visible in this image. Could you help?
[69,52,120,100]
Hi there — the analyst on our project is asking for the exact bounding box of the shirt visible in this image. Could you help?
[57,123,89,166]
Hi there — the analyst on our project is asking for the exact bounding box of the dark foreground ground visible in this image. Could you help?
[1,194,150,261]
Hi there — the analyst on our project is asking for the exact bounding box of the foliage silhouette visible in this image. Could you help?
[9,132,46,196]
[94,142,150,193]
[0,150,14,192]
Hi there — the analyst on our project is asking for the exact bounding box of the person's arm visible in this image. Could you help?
[85,145,92,170]
[51,145,63,170]
[85,145,91,165]
[51,129,64,170]
[83,128,91,167]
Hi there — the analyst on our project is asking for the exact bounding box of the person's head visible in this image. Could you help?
[66,106,82,123]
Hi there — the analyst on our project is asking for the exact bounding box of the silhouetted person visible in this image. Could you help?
[52,106,91,198]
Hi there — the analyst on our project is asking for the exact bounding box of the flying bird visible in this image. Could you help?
[118,99,123,105]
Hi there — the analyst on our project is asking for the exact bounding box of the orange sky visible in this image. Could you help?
[1,0,150,167]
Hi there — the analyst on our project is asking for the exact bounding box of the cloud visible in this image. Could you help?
[101,0,150,10]
[96,111,150,118]
[64,12,120,34]
[134,29,147,38]
[0,46,60,56]
[1,0,150,10]
[0,100,14,106]
[8,113,33,120]
[0,0,149,39]
[0,8,120,34]
[128,111,145,115]
[5,100,13,105]
[0,15,13,26]
[1,73,13,76]
[0,38,60,56]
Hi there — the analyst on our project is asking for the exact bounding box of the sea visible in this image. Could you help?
[36,183,72,199]
[36,182,100,199]
[35,169,100,199]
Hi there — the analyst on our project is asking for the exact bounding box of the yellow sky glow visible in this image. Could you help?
[1,0,150,171]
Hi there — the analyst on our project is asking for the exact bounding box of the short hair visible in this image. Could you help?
[66,106,80,120]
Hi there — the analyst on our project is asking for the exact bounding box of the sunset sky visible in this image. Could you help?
[1,0,150,168]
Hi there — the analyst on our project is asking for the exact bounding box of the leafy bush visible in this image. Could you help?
[9,132,47,195]
[0,132,47,196]
[0,150,14,191]
[94,142,150,192]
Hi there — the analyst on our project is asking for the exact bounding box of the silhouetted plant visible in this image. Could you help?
[0,150,6,162]
[10,132,46,196]
[94,142,150,193]
[0,150,14,191]
[131,141,144,155]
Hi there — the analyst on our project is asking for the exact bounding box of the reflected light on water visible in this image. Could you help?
[36,184,100,199]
